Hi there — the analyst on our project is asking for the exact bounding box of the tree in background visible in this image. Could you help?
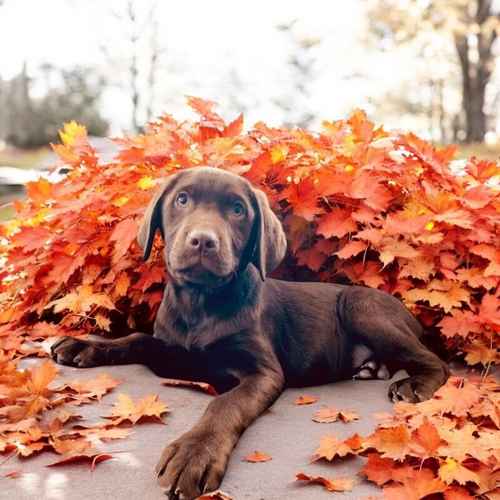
[100,0,165,132]
[368,0,499,143]
[0,64,108,149]
[275,20,321,129]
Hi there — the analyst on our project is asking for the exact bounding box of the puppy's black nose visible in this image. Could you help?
[187,230,219,252]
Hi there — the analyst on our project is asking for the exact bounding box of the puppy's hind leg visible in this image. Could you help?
[340,288,450,403]
[351,344,391,380]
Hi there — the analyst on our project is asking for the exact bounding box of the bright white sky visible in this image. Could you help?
[0,0,472,136]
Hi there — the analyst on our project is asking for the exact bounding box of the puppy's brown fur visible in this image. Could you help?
[52,167,449,499]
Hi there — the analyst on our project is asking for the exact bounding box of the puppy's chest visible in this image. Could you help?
[154,306,250,350]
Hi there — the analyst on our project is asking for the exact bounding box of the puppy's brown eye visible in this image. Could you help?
[232,201,245,217]
[176,192,189,206]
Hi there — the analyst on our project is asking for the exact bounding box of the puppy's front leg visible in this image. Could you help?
[156,363,284,499]
[51,332,164,368]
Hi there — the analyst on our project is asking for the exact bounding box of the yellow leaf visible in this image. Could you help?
[113,196,129,207]
[105,393,169,425]
[341,134,357,155]
[137,176,155,190]
[4,219,21,236]
[270,145,287,164]
[94,313,111,331]
[59,121,87,146]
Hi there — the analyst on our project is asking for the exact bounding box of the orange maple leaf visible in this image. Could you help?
[313,434,362,461]
[46,285,115,314]
[243,451,272,463]
[438,457,480,486]
[56,373,121,404]
[362,425,411,461]
[295,472,355,492]
[104,393,168,425]
[383,468,447,500]
[294,394,318,405]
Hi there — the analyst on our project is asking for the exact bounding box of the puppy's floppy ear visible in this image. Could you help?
[246,187,287,281]
[137,173,180,261]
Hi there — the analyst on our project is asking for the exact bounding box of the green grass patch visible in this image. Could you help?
[456,143,500,162]
[0,204,15,222]
[0,147,51,169]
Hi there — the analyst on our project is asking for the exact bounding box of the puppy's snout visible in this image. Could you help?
[187,229,219,253]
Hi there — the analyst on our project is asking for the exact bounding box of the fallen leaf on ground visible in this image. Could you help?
[69,424,132,443]
[443,486,475,499]
[312,406,360,423]
[197,490,233,500]
[162,378,218,396]
[295,472,355,492]
[313,433,362,461]
[362,425,411,460]
[4,470,22,478]
[410,418,443,457]
[360,453,396,486]
[382,467,447,500]
[56,373,121,404]
[295,394,318,405]
[338,409,360,423]
[104,393,168,425]
[438,457,480,485]
[243,451,272,463]
[312,407,340,423]
[47,451,114,470]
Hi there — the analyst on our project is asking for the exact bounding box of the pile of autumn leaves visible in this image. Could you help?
[0,98,498,496]
[296,374,500,498]
[0,97,498,365]
[0,353,169,469]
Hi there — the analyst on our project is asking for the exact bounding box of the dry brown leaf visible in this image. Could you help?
[162,378,218,396]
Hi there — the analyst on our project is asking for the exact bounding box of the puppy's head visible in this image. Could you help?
[137,167,287,288]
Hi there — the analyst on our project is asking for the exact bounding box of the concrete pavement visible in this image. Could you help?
[3,361,399,500]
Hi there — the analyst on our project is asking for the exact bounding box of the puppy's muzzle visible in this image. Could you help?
[186,229,220,254]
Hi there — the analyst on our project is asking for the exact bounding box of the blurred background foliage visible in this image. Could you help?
[0,0,498,158]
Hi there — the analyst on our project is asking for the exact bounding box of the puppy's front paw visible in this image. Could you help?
[156,431,230,500]
[51,337,106,368]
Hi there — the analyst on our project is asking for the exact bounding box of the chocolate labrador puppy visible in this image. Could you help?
[51,167,449,499]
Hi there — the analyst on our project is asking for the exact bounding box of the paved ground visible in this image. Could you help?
[0,360,404,500]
